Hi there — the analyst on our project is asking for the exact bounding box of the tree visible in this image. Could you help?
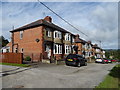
[0,36,9,48]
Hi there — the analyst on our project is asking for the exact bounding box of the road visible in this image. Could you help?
[1,63,117,88]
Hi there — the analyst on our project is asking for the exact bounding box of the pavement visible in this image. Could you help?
[0,62,118,88]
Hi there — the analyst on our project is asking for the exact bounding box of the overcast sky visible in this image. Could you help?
[0,0,118,49]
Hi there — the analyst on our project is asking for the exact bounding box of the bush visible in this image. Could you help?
[25,56,31,61]
[91,56,95,59]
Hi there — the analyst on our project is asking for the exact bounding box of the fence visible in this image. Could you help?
[0,53,23,64]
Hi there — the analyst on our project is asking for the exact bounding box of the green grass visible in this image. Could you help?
[0,63,30,67]
[95,64,120,89]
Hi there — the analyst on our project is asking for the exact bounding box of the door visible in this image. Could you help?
[46,45,51,59]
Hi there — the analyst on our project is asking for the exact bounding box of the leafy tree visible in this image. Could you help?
[105,49,120,61]
[0,36,9,48]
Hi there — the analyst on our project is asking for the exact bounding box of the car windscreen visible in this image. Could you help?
[67,54,78,58]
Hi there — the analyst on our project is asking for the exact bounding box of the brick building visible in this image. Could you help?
[7,16,76,62]
[6,16,105,62]
[74,34,94,60]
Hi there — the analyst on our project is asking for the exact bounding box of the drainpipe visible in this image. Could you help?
[11,32,14,53]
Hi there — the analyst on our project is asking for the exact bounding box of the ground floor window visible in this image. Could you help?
[54,44,62,54]
[65,45,71,54]
[85,51,92,57]
[15,48,18,53]
[21,48,24,53]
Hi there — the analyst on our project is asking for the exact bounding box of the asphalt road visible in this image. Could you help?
[1,62,117,88]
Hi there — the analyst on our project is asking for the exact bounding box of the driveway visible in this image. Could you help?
[1,63,117,88]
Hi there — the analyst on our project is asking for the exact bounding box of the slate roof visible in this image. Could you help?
[75,38,87,44]
[10,19,69,33]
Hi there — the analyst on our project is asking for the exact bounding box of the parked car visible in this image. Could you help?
[95,58,108,64]
[65,54,87,67]
[111,59,117,62]
[107,59,112,63]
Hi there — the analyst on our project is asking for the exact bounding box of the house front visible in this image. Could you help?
[7,16,75,62]
[74,35,94,60]
[92,44,102,58]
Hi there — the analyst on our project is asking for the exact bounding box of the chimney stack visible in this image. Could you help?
[75,34,80,39]
[44,16,52,22]
[87,41,91,44]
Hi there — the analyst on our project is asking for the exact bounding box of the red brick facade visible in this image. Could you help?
[9,26,44,62]
[7,16,105,62]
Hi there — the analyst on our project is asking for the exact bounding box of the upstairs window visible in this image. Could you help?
[54,31,62,39]
[72,36,75,43]
[46,28,51,37]
[88,44,92,49]
[46,30,51,37]
[20,31,23,39]
[85,43,88,49]
[82,44,85,49]
[65,33,71,41]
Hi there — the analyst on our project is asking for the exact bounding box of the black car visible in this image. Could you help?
[65,54,87,67]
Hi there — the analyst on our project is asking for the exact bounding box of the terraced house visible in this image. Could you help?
[7,16,76,62]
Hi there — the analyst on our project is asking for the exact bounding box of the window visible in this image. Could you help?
[15,48,18,53]
[54,31,62,39]
[6,49,9,53]
[85,43,88,49]
[65,33,71,41]
[82,45,85,48]
[72,37,75,43]
[65,45,71,54]
[46,30,51,37]
[54,44,62,54]
[88,44,92,49]
[85,51,89,57]
[21,48,23,53]
[20,31,23,39]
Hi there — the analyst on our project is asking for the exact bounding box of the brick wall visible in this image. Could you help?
[9,26,44,62]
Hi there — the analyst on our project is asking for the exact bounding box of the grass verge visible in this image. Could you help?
[0,63,30,67]
[95,64,120,89]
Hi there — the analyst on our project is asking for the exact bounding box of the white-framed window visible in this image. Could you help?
[65,45,71,54]
[85,51,89,57]
[88,44,92,49]
[65,33,71,41]
[45,28,51,37]
[21,48,24,53]
[96,49,100,53]
[54,31,62,39]
[15,48,18,53]
[54,44,62,54]
[82,44,85,48]
[85,43,88,49]
[46,30,51,37]
[20,31,23,39]
[72,36,75,43]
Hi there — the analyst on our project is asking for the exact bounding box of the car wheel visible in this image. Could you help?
[66,63,69,66]
[84,62,87,66]
[102,61,105,64]
[77,62,81,67]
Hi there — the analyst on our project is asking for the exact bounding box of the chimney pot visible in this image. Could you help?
[44,16,52,22]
